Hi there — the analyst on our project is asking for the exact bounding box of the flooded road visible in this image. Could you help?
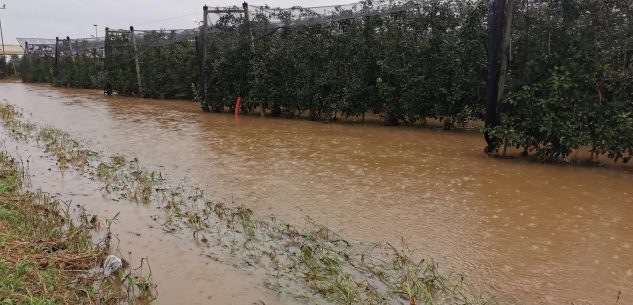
[2,82,632,304]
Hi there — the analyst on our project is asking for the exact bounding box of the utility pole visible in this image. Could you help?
[484,0,514,152]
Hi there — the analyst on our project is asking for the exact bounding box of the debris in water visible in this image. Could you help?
[103,254,122,277]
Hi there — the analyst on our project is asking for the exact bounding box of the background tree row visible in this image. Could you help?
[17,0,633,162]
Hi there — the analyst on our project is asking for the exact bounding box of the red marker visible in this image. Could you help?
[235,96,242,116]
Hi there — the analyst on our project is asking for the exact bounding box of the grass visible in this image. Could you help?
[0,100,496,305]
[0,152,156,304]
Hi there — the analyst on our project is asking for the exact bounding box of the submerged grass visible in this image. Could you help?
[0,151,156,304]
[0,100,496,305]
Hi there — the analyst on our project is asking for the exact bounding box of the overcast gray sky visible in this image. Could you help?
[0,0,346,44]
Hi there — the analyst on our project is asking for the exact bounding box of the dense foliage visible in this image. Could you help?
[106,31,198,99]
[55,49,105,89]
[17,0,633,162]
[0,56,18,79]
[489,0,633,162]
[204,1,488,127]
[18,55,54,83]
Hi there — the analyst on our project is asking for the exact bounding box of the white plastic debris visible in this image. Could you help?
[103,254,122,277]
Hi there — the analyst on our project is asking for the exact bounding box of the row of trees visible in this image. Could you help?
[105,30,198,99]
[17,0,633,162]
[489,0,633,162]
[0,56,19,79]
[202,0,488,128]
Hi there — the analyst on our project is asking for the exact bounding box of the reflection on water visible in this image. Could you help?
[2,83,632,304]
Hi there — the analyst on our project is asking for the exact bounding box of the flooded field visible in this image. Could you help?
[1,82,632,304]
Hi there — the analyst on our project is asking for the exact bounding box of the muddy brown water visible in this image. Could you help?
[1,82,632,305]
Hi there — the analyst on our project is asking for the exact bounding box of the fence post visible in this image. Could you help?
[242,1,263,117]
[200,5,210,111]
[23,41,29,77]
[130,26,143,97]
[54,37,59,80]
[104,27,112,95]
[484,0,514,152]
[66,36,73,56]
[194,36,203,101]
[24,41,30,74]
[65,36,75,87]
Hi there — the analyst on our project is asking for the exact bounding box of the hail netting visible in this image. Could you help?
[17,38,57,57]
[105,27,198,98]
[52,37,105,88]
[103,0,441,102]
[199,0,487,118]
[16,38,55,83]
[249,0,430,28]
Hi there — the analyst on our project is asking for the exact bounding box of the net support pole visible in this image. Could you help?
[104,27,112,95]
[130,26,143,97]
[242,2,263,116]
[24,41,29,74]
[66,36,73,57]
[484,0,514,152]
[194,36,204,101]
[24,41,29,76]
[66,36,74,87]
[54,37,59,80]
[200,5,210,111]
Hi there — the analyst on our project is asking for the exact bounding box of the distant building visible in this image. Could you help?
[0,44,24,56]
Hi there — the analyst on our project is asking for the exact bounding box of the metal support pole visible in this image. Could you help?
[484,0,514,152]
[66,36,74,87]
[194,36,204,101]
[104,28,112,95]
[130,26,143,97]
[23,41,29,78]
[0,5,5,57]
[54,37,59,79]
[200,5,210,111]
[66,36,73,56]
[243,2,263,116]
[242,2,255,52]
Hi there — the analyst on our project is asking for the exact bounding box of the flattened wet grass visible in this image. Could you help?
[0,152,156,304]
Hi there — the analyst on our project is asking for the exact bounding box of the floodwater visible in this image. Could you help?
[1,82,632,305]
